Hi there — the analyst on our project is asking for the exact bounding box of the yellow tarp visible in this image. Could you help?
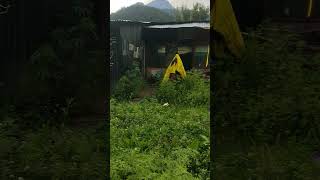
[205,45,209,68]
[163,54,187,82]
[211,0,245,57]
[307,0,313,17]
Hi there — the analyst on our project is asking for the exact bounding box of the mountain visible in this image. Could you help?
[146,0,174,10]
[110,3,175,22]
[145,0,210,9]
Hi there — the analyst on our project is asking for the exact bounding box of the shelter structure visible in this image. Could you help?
[110,20,210,89]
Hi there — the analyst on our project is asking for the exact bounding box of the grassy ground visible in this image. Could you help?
[111,71,210,179]
[213,24,320,180]
[110,98,210,179]
[0,118,107,179]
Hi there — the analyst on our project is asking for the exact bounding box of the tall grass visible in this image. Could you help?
[213,24,320,179]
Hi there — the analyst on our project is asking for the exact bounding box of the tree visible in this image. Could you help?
[110,3,175,22]
[191,3,209,21]
[174,6,192,21]
[174,3,209,22]
[1,0,107,118]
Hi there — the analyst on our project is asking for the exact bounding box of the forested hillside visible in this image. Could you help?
[110,3,175,22]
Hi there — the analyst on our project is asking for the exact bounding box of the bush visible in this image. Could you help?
[156,70,209,107]
[213,23,320,178]
[113,62,145,101]
[214,24,320,144]
[9,1,106,126]
[0,118,106,179]
[110,99,210,179]
[214,141,320,180]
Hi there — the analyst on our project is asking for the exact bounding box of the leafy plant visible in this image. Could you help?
[113,62,145,101]
[213,23,320,178]
[156,70,209,107]
[111,98,209,179]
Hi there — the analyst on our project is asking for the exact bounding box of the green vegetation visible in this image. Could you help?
[13,0,105,123]
[156,70,209,106]
[111,71,210,179]
[0,116,106,179]
[110,2,209,22]
[113,62,145,101]
[175,3,210,22]
[0,1,106,179]
[214,23,320,179]
[110,3,175,22]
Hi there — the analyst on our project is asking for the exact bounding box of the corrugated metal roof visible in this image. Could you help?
[110,20,152,24]
[146,22,210,29]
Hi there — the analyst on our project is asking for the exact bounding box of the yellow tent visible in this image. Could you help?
[206,45,209,68]
[162,53,187,82]
[307,0,313,17]
[212,0,245,58]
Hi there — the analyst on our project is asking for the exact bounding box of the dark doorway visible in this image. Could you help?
[180,52,193,71]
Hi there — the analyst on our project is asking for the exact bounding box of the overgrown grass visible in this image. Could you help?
[111,70,210,179]
[156,70,210,107]
[111,99,209,179]
[213,23,320,179]
[113,62,145,101]
[215,141,320,180]
[0,116,106,179]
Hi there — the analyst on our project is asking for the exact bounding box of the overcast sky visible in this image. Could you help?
[110,0,210,14]
[110,0,144,13]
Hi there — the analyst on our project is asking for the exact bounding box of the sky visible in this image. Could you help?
[110,0,145,13]
[110,0,210,14]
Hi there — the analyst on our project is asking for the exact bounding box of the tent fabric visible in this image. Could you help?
[307,0,313,17]
[163,54,187,82]
[211,0,245,57]
[205,45,209,68]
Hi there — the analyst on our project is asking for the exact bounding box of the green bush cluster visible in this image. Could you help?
[113,62,145,101]
[10,0,106,126]
[215,26,320,143]
[213,23,320,178]
[156,70,210,107]
[111,99,210,179]
[214,141,320,180]
[0,116,106,179]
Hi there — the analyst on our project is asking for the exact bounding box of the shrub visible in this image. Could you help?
[213,23,320,178]
[110,99,210,179]
[0,120,106,179]
[214,141,320,180]
[156,70,209,107]
[113,62,145,101]
[214,24,320,144]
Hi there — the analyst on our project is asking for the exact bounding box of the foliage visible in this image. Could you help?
[13,0,105,126]
[0,116,106,179]
[110,3,175,22]
[156,70,209,107]
[113,62,145,101]
[214,141,320,180]
[213,23,320,178]
[175,3,209,22]
[111,98,209,179]
[215,25,320,143]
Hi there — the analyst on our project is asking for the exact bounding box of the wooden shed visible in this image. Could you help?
[110,21,210,88]
[110,20,149,89]
[141,22,210,79]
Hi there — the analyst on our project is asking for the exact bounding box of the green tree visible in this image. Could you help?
[110,3,175,22]
[191,3,209,21]
[175,3,209,22]
[175,6,192,21]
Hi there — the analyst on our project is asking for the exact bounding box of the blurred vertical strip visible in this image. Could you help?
[307,0,313,17]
